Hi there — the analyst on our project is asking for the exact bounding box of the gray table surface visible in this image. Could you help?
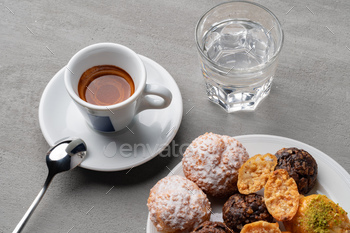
[1,0,350,232]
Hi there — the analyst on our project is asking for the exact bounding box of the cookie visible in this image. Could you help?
[284,194,350,233]
[182,132,249,197]
[264,169,299,221]
[223,193,273,232]
[191,221,231,233]
[238,153,277,194]
[275,147,317,194]
[147,175,211,233]
[240,221,281,233]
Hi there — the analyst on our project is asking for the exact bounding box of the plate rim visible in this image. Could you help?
[38,55,183,171]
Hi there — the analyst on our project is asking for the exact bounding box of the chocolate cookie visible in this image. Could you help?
[223,193,273,232]
[275,147,318,194]
[191,221,230,233]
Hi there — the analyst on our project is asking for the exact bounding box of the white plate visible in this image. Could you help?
[147,134,350,232]
[39,55,183,171]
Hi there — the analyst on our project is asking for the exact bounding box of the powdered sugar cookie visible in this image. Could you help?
[147,175,211,233]
[182,132,249,197]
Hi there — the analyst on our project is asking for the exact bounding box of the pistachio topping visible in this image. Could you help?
[303,195,347,233]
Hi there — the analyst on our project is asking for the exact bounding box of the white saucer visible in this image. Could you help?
[39,55,183,171]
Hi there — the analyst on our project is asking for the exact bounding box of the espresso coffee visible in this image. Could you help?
[78,65,135,106]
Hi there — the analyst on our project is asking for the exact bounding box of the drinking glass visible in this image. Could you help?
[195,1,284,112]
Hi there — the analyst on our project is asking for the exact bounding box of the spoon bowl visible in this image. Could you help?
[13,138,87,233]
[46,139,86,175]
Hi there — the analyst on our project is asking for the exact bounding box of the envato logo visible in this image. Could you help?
[103,140,190,158]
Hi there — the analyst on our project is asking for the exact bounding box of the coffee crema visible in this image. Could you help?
[78,65,135,106]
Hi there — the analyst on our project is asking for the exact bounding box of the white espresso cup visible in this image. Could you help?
[64,43,172,132]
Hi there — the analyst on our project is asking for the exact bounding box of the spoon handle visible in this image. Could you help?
[13,174,54,233]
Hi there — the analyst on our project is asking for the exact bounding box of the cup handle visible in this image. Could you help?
[136,84,172,114]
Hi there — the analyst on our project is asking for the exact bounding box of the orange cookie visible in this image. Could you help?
[238,153,277,194]
[240,221,281,233]
[264,169,299,221]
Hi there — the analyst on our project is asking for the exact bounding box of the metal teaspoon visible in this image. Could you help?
[13,138,87,233]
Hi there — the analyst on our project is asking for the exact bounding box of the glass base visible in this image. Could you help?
[205,78,272,113]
